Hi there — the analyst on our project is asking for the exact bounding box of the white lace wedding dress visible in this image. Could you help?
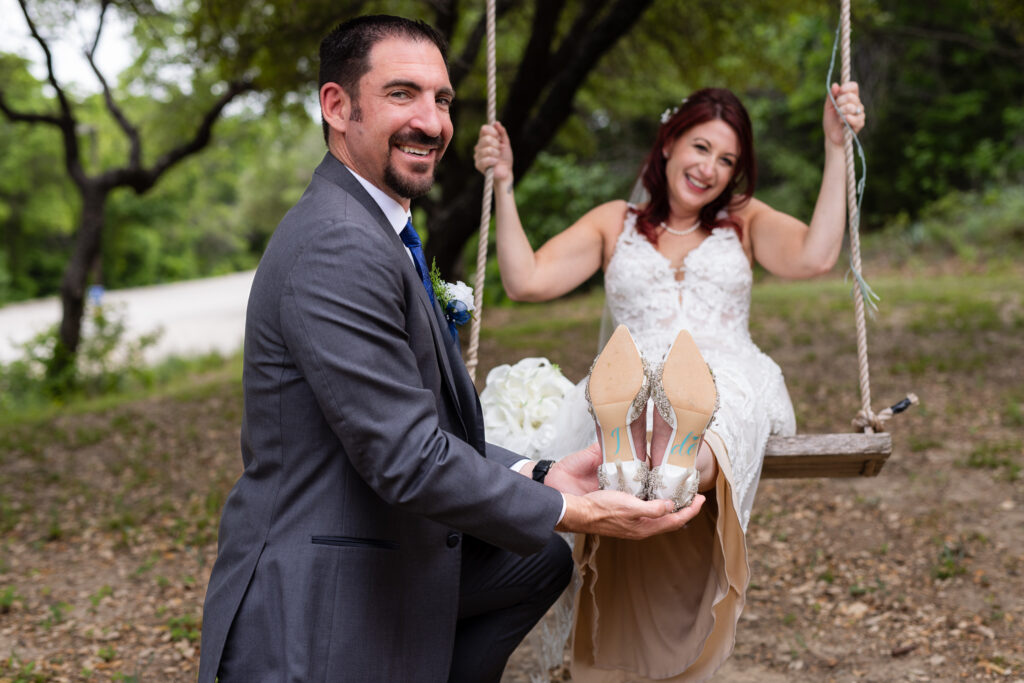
[485,207,796,681]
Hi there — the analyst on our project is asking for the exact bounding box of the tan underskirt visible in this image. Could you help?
[570,430,749,681]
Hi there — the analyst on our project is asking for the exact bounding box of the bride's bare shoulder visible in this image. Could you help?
[582,200,631,237]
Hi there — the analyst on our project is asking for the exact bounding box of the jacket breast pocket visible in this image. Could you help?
[310,535,398,550]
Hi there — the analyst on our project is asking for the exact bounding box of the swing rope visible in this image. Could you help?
[837,0,879,431]
[464,0,497,384]
[833,0,917,432]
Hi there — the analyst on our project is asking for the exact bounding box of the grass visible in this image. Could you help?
[961,439,1022,482]
[0,350,242,427]
[931,540,970,580]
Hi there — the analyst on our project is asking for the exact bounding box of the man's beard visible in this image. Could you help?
[384,163,436,199]
[385,131,445,199]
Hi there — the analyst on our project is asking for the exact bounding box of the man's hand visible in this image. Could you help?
[556,490,704,540]
[543,443,602,496]
[528,445,703,540]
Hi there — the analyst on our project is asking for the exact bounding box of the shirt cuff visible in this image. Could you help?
[510,459,531,473]
[510,460,566,524]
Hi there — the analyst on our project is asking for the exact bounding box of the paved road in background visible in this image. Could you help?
[0,271,255,364]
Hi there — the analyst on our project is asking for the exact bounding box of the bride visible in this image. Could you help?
[474,84,866,680]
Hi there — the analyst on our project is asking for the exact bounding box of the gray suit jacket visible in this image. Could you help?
[198,153,564,681]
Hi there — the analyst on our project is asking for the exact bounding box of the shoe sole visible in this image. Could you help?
[661,330,717,471]
[589,325,645,465]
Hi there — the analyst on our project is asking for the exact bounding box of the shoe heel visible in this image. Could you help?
[587,325,649,497]
[650,330,717,509]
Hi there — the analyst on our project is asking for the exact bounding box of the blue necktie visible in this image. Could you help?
[400,219,435,305]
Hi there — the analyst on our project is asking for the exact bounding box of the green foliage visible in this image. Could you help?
[167,614,201,642]
[0,56,79,302]
[0,302,159,409]
[961,439,1022,482]
[0,653,47,683]
[931,540,969,580]
[2,0,1022,314]
[0,585,23,613]
[518,153,627,245]
[88,585,113,609]
[40,600,71,629]
[870,184,1024,265]
[101,112,321,291]
[859,0,1024,219]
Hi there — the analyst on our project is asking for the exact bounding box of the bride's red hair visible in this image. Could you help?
[632,88,756,244]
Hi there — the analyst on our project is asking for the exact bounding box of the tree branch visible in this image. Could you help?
[428,0,459,43]
[0,96,62,127]
[90,0,110,56]
[82,38,142,171]
[449,0,517,90]
[104,79,255,193]
[887,24,1024,59]
[514,0,654,176]
[499,0,571,135]
[15,0,86,186]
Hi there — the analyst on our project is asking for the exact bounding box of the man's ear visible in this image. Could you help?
[320,82,350,136]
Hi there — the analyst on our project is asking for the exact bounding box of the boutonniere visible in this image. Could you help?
[430,260,475,339]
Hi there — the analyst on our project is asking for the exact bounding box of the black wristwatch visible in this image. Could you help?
[531,459,554,484]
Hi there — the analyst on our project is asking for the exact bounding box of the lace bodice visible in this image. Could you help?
[605,208,754,362]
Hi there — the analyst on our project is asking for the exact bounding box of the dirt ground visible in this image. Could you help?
[1,270,1021,681]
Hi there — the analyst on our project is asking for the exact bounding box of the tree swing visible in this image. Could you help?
[461,0,915,479]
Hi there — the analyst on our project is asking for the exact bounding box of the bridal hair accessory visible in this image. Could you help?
[659,97,689,124]
[430,259,475,331]
[660,220,701,237]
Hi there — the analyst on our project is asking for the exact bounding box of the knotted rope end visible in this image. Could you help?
[851,393,918,432]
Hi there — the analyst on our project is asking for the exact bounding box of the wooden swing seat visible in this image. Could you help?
[761,432,891,479]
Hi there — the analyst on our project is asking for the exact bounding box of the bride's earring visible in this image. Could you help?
[648,330,718,510]
[586,325,650,499]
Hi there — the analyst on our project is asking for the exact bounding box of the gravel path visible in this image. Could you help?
[0,271,254,364]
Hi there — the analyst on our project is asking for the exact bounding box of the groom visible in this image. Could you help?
[198,15,702,682]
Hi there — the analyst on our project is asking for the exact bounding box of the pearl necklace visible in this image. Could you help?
[659,219,701,236]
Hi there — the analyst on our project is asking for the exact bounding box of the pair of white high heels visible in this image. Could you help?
[585,325,718,511]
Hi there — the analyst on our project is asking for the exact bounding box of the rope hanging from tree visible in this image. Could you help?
[832,0,917,432]
[464,0,497,383]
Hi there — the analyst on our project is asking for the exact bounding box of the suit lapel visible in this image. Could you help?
[315,155,470,438]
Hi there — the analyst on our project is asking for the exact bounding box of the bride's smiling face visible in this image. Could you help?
[662,120,739,214]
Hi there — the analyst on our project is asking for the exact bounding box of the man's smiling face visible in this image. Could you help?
[338,36,454,206]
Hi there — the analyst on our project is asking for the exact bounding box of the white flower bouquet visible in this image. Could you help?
[480,357,574,457]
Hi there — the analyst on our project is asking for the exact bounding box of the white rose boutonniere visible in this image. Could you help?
[429,260,474,341]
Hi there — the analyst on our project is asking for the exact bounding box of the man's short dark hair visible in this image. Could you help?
[319,15,449,144]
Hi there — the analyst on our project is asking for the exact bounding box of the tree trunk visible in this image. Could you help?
[423,0,655,280]
[424,171,486,278]
[49,184,107,380]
